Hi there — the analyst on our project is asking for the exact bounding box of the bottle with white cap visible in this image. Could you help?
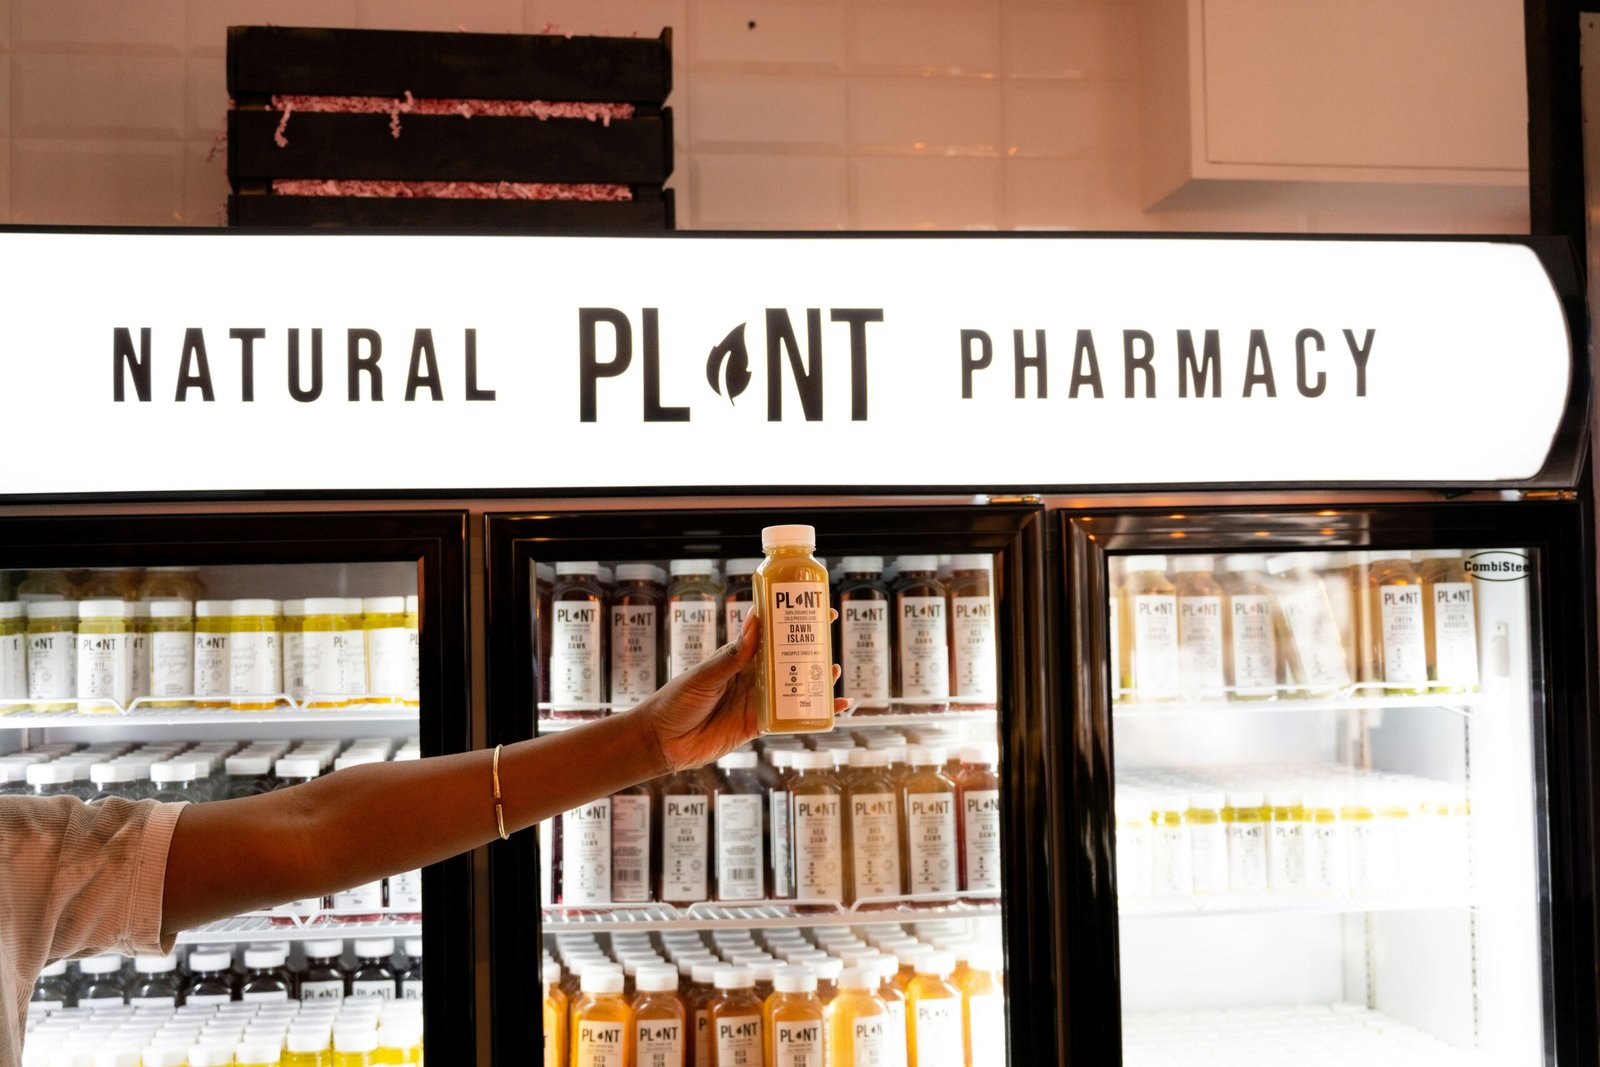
[300,598,348,709]
[835,557,891,714]
[30,959,73,1011]
[299,940,348,1002]
[826,966,890,1067]
[571,968,631,1067]
[1217,555,1279,701]
[348,939,397,1000]
[1416,549,1480,693]
[144,599,194,709]
[958,948,1005,1066]
[1360,549,1429,695]
[555,794,614,906]
[77,954,127,1004]
[129,955,183,1009]
[333,1028,379,1065]
[667,560,722,682]
[905,952,962,1067]
[339,598,367,701]
[1172,556,1226,701]
[184,951,237,1007]
[75,599,131,712]
[610,563,665,710]
[26,599,78,711]
[1265,554,1351,696]
[398,937,423,1001]
[233,1039,283,1067]
[551,562,606,717]
[240,947,291,1003]
[126,601,151,705]
[790,751,845,903]
[843,750,902,904]
[228,598,282,710]
[900,747,958,896]
[1118,556,1178,701]
[192,600,231,708]
[403,593,421,708]
[892,556,949,713]
[753,525,834,735]
[0,601,24,702]
[363,596,410,703]
[714,751,766,902]
[708,969,762,1067]
[765,968,823,1067]
[656,764,710,907]
[633,963,686,1067]
[946,554,999,710]
[954,745,1001,894]
[723,559,762,644]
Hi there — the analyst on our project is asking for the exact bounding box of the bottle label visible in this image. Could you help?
[661,794,710,901]
[300,980,345,1002]
[1278,585,1351,688]
[950,595,998,701]
[897,597,950,700]
[351,979,395,1000]
[76,630,130,704]
[1346,819,1379,893]
[912,1000,963,1067]
[906,793,958,894]
[28,630,75,700]
[726,599,754,642]
[1226,820,1268,892]
[694,1009,712,1067]
[1379,584,1428,685]
[341,628,367,694]
[849,792,902,899]
[966,994,1006,1064]
[301,630,344,700]
[885,1002,907,1067]
[148,630,194,698]
[243,988,290,1002]
[1228,594,1277,694]
[389,868,423,911]
[127,630,149,700]
[552,602,603,704]
[576,1020,626,1067]
[283,629,306,699]
[611,792,653,903]
[407,625,420,701]
[1189,821,1228,894]
[229,630,281,697]
[610,604,659,707]
[775,1019,824,1067]
[770,788,792,897]
[1268,820,1306,891]
[962,789,1002,892]
[716,793,765,900]
[130,995,177,1008]
[851,1015,888,1067]
[1152,823,1192,895]
[403,978,423,1001]
[793,794,844,901]
[669,602,718,679]
[367,626,411,696]
[715,1014,761,1067]
[560,800,613,904]
[0,631,24,699]
[769,581,831,721]
[1130,594,1179,696]
[1306,821,1347,893]
[637,1019,684,1067]
[1176,594,1225,698]
[841,600,890,705]
[1431,582,1479,686]
[333,880,383,911]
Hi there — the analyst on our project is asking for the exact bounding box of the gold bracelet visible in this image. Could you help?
[492,744,508,841]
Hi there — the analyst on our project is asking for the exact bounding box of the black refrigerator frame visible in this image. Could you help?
[0,509,477,1058]
[483,502,1058,1067]
[1050,498,1600,1065]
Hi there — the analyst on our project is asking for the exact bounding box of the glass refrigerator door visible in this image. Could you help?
[0,511,472,1063]
[486,504,1053,1067]
[1064,503,1587,1067]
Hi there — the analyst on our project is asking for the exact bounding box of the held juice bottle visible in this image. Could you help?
[835,557,891,715]
[753,525,835,735]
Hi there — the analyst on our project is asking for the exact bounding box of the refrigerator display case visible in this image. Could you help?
[0,512,473,1063]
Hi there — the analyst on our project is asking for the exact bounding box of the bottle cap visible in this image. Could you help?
[304,597,345,615]
[914,951,955,977]
[147,761,198,786]
[668,559,718,577]
[341,598,365,615]
[89,763,139,785]
[244,947,288,969]
[691,963,720,985]
[1122,555,1168,573]
[0,602,19,620]
[225,755,272,777]
[847,749,891,768]
[635,965,680,993]
[794,751,837,771]
[405,595,418,613]
[905,746,947,767]
[949,554,992,571]
[79,599,128,619]
[958,743,1000,767]
[145,599,194,620]
[716,751,758,770]
[891,943,934,966]
[1172,556,1214,573]
[969,947,1004,972]
[287,1031,331,1054]
[279,599,307,618]
[555,561,602,577]
[230,599,280,617]
[274,757,321,780]
[615,563,659,583]
[354,939,396,959]
[304,939,346,961]
[895,555,937,574]
[378,1022,423,1048]
[80,954,122,976]
[838,556,884,574]
[363,596,406,615]
[334,1032,380,1054]
[807,957,843,981]
[713,967,754,990]
[724,558,762,578]
[26,600,77,620]
[773,967,817,994]
[1221,555,1267,574]
[579,969,625,994]
[1368,549,1414,564]
[404,938,422,958]
[761,525,816,550]
[188,951,231,973]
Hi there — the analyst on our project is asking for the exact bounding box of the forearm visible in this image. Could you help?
[162,708,667,934]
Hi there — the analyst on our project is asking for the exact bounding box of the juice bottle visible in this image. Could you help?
[1113,790,1153,899]
[766,749,797,901]
[724,560,761,644]
[300,940,348,1003]
[634,964,687,1067]
[1119,557,1178,701]
[1185,793,1227,895]
[765,968,825,1067]
[30,960,73,1011]
[398,938,423,1001]
[1331,553,1367,690]
[807,958,842,1007]
[403,593,421,708]
[954,745,1001,894]
[1217,555,1279,701]
[825,967,888,1067]
[555,797,614,906]
[611,780,656,904]
[76,598,131,712]
[334,1031,378,1067]
[242,946,293,1002]
[129,953,184,1009]
[1264,555,1350,697]
[363,596,410,704]
[340,597,368,702]
[299,598,347,709]
[545,959,570,1067]
[715,751,767,902]
[843,749,902,904]
[76,953,127,1004]
[865,957,907,1067]
[16,569,75,602]
[25,600,77,712]
[349,939,398,1000]
[193,599,232,708]
[708,969,763,1067]
[184,950,238,1008]
[1150,793,1192,896]
[957,949,1004,1067]
[945,555,998,711]
[1303,790,1349,895]
[1224,792,1268,893]
[687,962,720,1067]
[667,561,722,681]
[899,747,958,897]
[0,602,23,704]
[904,953,962,1067]
[375,1021,423,1066]
[285,1029,332,1067]
[1266,791,1307,893]
[835,557,891,715]
[1343,786,1381,894]
[236,1039,285,1067]
[892,557,949,714]
[611,564,665,711]
[1172,556,1225,701]
[658,769,712,907]
[753,525,834,735]
[551,563,607,718]
[230,599,283,711]
[789,752,845,904]
[1366,551,1428,695]
[127,600,150,705]
[1417,549,1480,693]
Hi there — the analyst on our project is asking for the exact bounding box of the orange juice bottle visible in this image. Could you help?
[572,968,632,1067]
[634,964,687,1067]
[709,968,764,1067]
[957,949,1004,1067]
[904,953,962,1067]
[545,960,570,1067]
[765,967,825,1067]
[825,967,889,1067]
[753,525,834,735]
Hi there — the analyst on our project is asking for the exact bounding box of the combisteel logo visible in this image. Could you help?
[1465,550,1532,582]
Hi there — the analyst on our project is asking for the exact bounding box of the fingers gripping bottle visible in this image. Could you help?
[754,525,835,735]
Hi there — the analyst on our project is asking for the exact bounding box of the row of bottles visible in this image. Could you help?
[543,729,1001,908]
[0,592,420,711]
[1112,550,1481,702]
[545,921,1004,1067]
[538,555,998,717]
[25,991,422,1066]
[1115,765,1471,900]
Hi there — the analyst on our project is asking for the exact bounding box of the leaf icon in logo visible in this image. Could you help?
[706,322,751,403]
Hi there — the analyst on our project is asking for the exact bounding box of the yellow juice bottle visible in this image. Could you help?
[826,967,889,1067]
[0,602,23,707]
[375,1021,424,1065]
[75,598,130,713]
[1172,556,1226,701]
[403,593,420,709]
[1119,556,1178,702]
[1223,792,1269,893]
[708,968,764,1067]
[571,969,632,1067]
[899,748,958,897]
[686,962,720,1067]
[25,600,77,712]
[753,525,834,735]
[866,956,907,1067]
[1217,555,1279,701]
[193,599,232,708]
[958,949,1005,1067]
[284,1029,332,1066]
[363,596,410,705]
[765,968,824,1067]
[229,598,283,711]
[904,953,962,1067]
[333,1030,379,1067]
[1417,549,1480,693]
[1367,552,1428,695]
[301,598,347,709]
[144,598,194,710]
[237,1040,285,1067]
[545,960,571,1067]
[633,964,687,1067]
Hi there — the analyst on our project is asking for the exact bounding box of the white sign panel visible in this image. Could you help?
[0,232,1573,495]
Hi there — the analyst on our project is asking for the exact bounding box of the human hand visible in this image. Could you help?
[632,609,850,773]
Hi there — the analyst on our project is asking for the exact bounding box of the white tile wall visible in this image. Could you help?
[0,0,1529,231]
